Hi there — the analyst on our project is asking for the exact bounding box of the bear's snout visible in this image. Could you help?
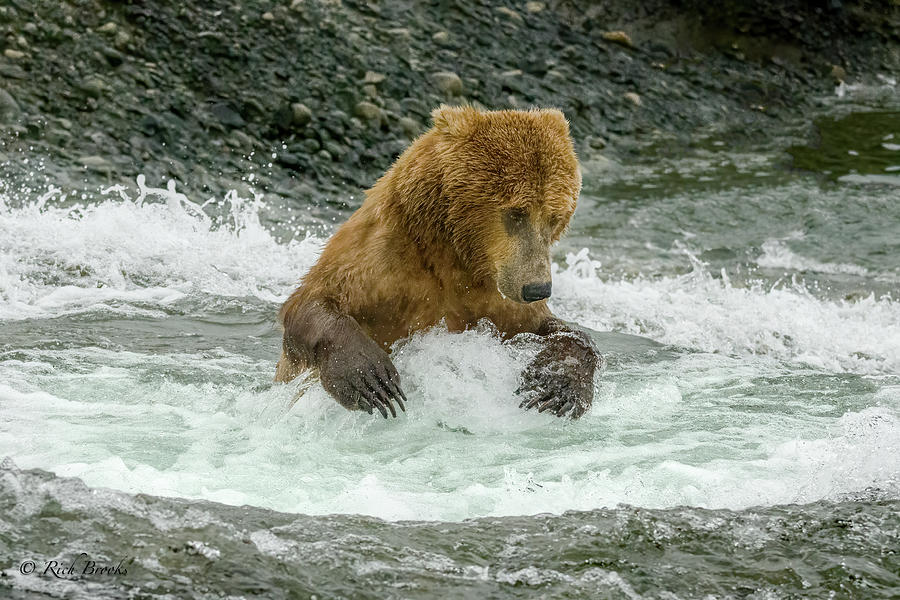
[521,281,552,303]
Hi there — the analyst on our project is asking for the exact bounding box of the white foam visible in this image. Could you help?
[756,239,870,276]
[1,177,900,521]
[0,177,322,319]
[554,248,900,375]
[1,339,897,522]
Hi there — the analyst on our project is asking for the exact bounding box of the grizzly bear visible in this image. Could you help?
[276,105,601,419]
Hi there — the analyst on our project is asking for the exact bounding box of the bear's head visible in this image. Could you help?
[429,105,581,304]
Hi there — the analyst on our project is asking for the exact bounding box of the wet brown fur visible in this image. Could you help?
[276,106,595,417]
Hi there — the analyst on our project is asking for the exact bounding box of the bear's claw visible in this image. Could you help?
[516,331,598,420]
[319,340,408,418]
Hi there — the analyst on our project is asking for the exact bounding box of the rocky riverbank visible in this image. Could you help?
[1,0,897,213]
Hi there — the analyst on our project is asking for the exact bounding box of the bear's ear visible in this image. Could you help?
[432,105,479,137]
[536,108,571,137]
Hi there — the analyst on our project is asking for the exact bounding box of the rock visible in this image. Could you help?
[291,102,312,126]
[385,28,411,39]
[277,151,301,167]
[97,22,117,34]
[624,92,642,106]
[363,71,385,85]
[103,47,124,67]
[227,130,255,149]
[525,1,545,12]
[586,135,607,150]
[362,84,378,99]
[582,154,615,172]
[0,88,20,121]
[432,31,450,44]
[323,140,344,157]
[46,128,73,146]
[262,12,275,21]
[210,102,246,128]
[830,64,846,82]
[114,30,131,48]
[139,114,162,134]
[79,155,111,171]
[398,116,421,138]
[354,101,382,121]
[602,31,634,48]
[496,7,523,23]
[4,49,25,60]
[78,77,106,98]
[545,69,567,81]
[300,138,320,154]
[432,71,463,96]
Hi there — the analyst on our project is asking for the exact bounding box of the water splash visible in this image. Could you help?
[0,176,321,319]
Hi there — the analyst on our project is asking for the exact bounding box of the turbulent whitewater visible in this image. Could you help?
[2,155,899,524]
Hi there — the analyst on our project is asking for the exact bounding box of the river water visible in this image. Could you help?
[1,85,899,598]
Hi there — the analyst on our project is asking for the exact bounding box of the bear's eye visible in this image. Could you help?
[509,208,527,221]
[503,208,529,232]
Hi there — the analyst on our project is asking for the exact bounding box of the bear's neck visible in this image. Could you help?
[365,135,489,295]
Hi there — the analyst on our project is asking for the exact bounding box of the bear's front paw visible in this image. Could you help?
[516,332,598,419]
[517,358,593,418]
[319,342,408,419]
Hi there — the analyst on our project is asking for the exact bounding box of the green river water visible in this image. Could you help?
[0,85,898,598]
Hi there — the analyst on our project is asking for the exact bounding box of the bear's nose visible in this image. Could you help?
[521,282,552,302]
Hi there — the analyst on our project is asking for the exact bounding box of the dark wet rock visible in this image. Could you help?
[45,127,72,146]
[830,64,847,82]
[78,77,107,99]
[355,101,382,122]
[277,151,302,167]
[397,116,421,139]
[0,0,894,215]
[79,155,112,171]
[0,88,20,121]
[209,102,246,129]
[291,102,313,127]
[299,138,321,154]
[432,71,464,96]
[102,47,124,67]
